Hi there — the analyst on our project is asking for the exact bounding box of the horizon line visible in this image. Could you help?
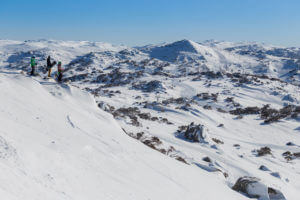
[0,38,295,48]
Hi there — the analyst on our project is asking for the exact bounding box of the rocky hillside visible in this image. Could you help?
[1,39,300,200]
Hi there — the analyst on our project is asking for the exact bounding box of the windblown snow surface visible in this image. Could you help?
[0,39,300,200]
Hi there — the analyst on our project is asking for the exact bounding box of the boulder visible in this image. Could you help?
[178,122,210,143]
[232,176,286,200]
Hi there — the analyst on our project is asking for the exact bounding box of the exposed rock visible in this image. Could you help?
[270,172,281,178]
[286,142,295,146]
[268,187,287,200]
[232,177,265,199]
[97,102,115,113]
[177,122,210,143]
[259,165,270,171]
[202,156,212,163]
[282,94,295,102]
[217,123,224,127]
[232,176,286,200]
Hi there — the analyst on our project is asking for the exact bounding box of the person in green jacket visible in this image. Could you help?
[30,56,37,75]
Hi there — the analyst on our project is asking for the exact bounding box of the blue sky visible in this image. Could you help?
[0,0,299,46]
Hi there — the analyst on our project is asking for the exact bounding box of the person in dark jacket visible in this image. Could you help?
[47,56,51,67]
[47,56,52,77]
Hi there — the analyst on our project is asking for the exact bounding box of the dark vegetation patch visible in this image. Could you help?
[229,104,300,123]
[224,97,241,107]
[91,68,144,87]
[111,107,141,126]
[189,71,286,87]
[87,88,121,97]
[132,80,165,93]
[162,97,191,105]
[225,72,285,85]
[201,71,223,79]
[217,108,227,113]
[139,101,166,112]
[203,105,212,110]
[235,115,243,120]
[282,151,300,161]
[195,93,218,102]
[176,104,192,111]
[174,156,188,164]
[212,138,224,144]
[65,73,89,82]
[255,146,272,157]
[66,52,94,69]
[261,104,300,123]
[99,106,173,126]
[229,107,260,115]
[124,130,188,164]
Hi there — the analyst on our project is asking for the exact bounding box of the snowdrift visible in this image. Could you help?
[0,71,246,200]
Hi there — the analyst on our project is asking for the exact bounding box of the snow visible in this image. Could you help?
[0,39,126,69]
[1,39,300,200]
[0,71,247,200]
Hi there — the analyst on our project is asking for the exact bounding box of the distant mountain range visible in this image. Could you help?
[0,39,299,199]
[1,39,299,84]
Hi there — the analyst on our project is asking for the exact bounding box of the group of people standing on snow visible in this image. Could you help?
[30,56,64,82]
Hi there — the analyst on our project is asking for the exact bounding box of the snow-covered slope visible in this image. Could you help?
[0,39,125,72]
[1,39,300,200]
[139,39,258,71]
[138,40,300,83]
[0,71,247,200]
